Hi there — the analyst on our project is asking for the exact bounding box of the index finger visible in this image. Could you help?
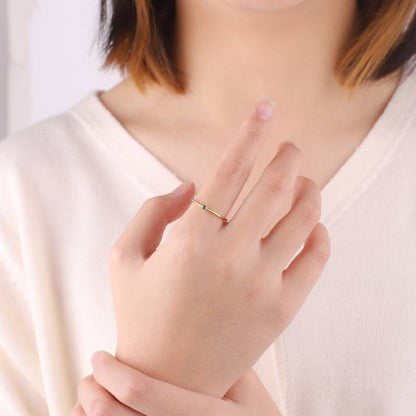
[187,99,276,230]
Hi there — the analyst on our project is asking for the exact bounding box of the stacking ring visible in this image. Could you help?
[190,198,229,223]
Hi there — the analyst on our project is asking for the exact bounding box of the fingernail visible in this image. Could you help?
[256,99,276,120]
[173,181,190,193]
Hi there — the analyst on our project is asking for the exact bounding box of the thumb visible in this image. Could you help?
[112,181,195,262]
[91,351,234,416]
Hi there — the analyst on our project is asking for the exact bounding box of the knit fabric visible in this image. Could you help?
[1,66,415,415]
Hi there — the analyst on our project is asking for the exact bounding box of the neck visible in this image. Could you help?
[168,0,361,123]
[120,0,400,147]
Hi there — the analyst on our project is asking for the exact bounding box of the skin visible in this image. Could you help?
[72,351,281,416]
[74,0,403,413]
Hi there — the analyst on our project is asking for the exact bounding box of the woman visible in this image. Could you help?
[0,0,415,415]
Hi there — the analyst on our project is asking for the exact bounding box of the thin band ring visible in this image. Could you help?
[190,198,229,223]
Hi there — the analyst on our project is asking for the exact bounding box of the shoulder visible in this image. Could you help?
[0,94,99,284]
[0,91,115,197]
[0,93,100,235]
[0,102,93,173]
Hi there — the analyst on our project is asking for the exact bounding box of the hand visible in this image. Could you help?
[110,99,331,396]
[72,351,281,416]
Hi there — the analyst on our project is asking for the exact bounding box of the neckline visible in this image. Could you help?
[69,67,416,227]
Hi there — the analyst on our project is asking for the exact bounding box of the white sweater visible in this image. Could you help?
[1,67,416,416]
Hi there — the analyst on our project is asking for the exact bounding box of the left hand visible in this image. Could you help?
[72,351,281,416]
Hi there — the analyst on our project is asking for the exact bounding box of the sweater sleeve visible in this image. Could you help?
[0,150,48,415]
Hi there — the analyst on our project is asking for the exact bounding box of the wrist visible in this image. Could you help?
[116,341,232,397]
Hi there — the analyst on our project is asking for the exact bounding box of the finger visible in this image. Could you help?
[224,368,278,410]
[70,401,86,416]
[281,222,330,308]
[228,141,301,242]
[91,351,235,416]
[187,100,275,231]
[261,176,321,270]
[77,374,141,416]
[110,181,196,264]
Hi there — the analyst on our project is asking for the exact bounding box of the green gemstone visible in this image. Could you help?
[202,205,207,209]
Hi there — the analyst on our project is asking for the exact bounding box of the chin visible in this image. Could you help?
[221,0,306,12]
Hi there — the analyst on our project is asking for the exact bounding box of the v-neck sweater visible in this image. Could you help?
[1,65,416,415]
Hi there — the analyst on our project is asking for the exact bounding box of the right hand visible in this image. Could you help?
[110,99,331,397]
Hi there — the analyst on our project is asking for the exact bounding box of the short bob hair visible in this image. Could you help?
[98,0,416,95]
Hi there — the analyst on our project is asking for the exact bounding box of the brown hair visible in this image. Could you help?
[98,0,416,95]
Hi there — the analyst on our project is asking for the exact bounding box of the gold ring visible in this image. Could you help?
[190,198,229,223]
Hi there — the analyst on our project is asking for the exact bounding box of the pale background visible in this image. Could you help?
[0,0,122,140]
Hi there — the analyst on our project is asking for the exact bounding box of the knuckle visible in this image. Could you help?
[298,200,321,227]
[267,298,296,329]
[142,196,162,210]
[264,171,293,195]
[219,257,239,278]
[216,242,245,278]
[77,376,91,398]
[310,238,331,266]
[118,375,148,404]
[173,234,201,261]
[280,141,303,160]
[215,154,249,181]
[304,177,321,198]
[91,351,106,370]
[245,125,263,142]
[247,124,258,136]
[245,279,262,303]
[311,246,330,266]
[89,397,111,416]
[107,243,127,266]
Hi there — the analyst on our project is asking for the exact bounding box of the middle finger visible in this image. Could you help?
[228,141,302,242]
[186,99,275,231]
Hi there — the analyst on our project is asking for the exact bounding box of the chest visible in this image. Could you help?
[129,121,363,220]
[280,177,416,415]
